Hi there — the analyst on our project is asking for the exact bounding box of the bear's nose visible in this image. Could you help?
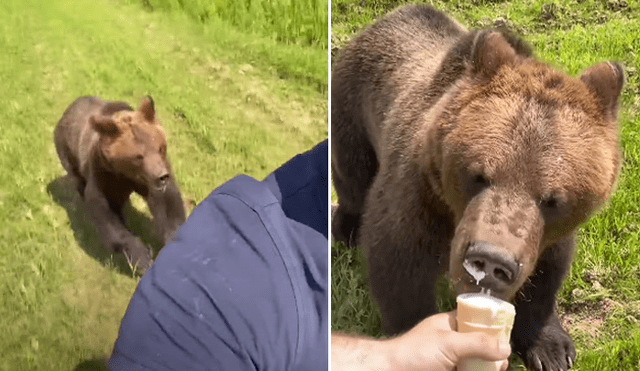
[463,241,520,292]
[156,173,170,191]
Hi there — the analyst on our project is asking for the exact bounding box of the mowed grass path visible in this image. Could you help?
[0,0,327,369]
[331,1,640,370]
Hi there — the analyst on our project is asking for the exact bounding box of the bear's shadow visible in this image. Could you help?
[47,175,164,277]
[72,357,108,371]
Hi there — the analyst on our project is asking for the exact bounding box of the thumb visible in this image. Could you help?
[444,332,512,362]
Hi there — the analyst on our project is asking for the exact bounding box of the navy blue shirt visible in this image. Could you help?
[109,140,328,371]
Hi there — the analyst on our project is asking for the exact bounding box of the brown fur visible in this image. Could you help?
[331,5,623,371]
[54,96,186,272]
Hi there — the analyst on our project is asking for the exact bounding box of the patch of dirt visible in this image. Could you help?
[607,0,629,12]
[534,2,613,31]
[560,297,620,339]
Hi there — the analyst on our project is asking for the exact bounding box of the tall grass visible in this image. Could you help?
[124,0,328,48]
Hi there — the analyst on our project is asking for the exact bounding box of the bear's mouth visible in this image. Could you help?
[460,260,505,298]
[453,257,512,300]
[456,275,510,300]
[450,239,523,301]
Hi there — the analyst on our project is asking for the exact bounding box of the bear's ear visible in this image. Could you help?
[580,62,624,121]
[90,115,119,136]
[471,31,517,79]
[139,96,155,122]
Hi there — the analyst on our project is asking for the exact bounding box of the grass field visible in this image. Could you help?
[330,1,640,370]
[0,0,327,369]
[122,0,328,49]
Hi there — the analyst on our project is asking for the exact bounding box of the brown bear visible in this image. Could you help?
[331,5,623,371]
[54,96,186,272]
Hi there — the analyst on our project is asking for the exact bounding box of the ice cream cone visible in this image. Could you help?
[456,293,516,371]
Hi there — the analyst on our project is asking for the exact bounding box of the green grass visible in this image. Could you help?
[0,0,327,369]
[121,0,329,93]
[331,1,640,370]
[122,0,328,49]
[203,17,328,94]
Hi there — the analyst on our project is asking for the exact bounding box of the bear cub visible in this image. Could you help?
[332,5,624,371]
[54,96,186,272]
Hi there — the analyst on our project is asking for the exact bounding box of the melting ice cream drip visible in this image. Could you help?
[463,260,486,285]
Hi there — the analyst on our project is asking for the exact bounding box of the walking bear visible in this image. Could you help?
[332,5,623,371]
[54,96,186,272]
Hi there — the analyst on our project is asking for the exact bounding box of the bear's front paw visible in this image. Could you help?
[163,230,177,246]
[516,322,576,371]
[331,206,360,247]
[123,238,154,275]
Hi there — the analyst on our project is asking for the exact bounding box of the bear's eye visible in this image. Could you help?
[539,196,562,223]
[135,154,144,162]
[541,197,558,209]
[474,174,489,185]
[463,172,491,201]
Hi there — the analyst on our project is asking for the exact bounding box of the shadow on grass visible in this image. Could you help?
[73,357,109,371]
[47,175,165,277]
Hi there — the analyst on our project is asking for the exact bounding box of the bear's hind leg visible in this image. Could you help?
[331,126,378,247]
[53,137,87,197]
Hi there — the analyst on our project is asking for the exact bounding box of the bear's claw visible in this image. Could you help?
[532,354,543,371]
[567,354,574,369]
[516,314,576,371]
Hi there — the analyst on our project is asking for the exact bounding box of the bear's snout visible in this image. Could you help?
[449,187,544,300]
[142,151,171,192]
[463,241,520,298]
[155,172,170,192]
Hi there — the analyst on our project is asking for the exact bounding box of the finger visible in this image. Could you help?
[444,332,511,362]
[499,359,509,371]
[447,310,457,331]
[419,311,457,331]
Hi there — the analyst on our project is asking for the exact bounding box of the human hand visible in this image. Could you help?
[386,310,512,371]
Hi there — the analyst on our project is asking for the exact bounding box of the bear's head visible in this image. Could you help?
[425,32,624,301]
[90,96,172,193]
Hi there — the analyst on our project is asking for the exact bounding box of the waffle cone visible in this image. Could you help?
[456,293,516,371]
